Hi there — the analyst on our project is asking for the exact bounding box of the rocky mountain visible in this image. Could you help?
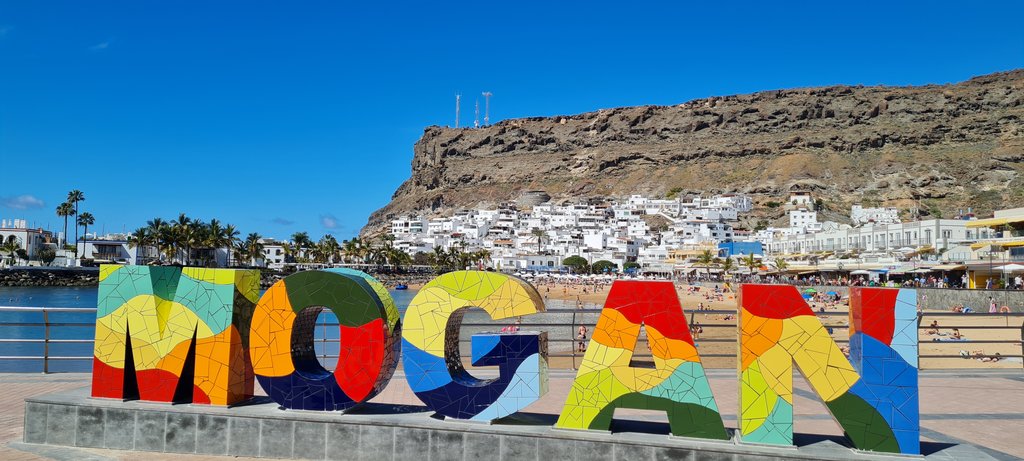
[362,70,1024,235]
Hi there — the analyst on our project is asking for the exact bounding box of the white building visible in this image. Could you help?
[0,219,57,266]
[764,219,974,255]
[851,205,901,226]
[789,207,819,231]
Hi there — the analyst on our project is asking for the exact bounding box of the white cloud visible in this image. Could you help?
[320,214,339,229]
[89,41,110,51]
[0,26,11,37]
[271,217,294,226]
[0,195,45,210]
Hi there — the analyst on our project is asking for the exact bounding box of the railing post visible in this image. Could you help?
[916,312,923,371]
[42,309,50,374]
[570,309,577,370]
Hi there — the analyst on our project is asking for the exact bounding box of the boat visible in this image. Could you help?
[395,283,408,290]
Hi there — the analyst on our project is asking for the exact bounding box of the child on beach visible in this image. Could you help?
[577,325,588,352]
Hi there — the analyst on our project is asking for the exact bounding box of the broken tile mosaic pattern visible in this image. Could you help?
[738,284,919,454]
[250,268,402,411]
[556,281,727,439]
[401,271,548,421]
[847,287,920,454]
[91,265,260,405]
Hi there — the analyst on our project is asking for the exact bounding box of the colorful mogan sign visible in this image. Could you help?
[91,266,919,455]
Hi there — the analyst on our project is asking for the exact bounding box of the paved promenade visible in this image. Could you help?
[2,369,1023,460]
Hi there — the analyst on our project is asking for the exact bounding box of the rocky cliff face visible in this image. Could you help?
[363,70,1024,235]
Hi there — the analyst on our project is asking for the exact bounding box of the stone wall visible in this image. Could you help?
[0,268,98,287]
[23,388,993,461]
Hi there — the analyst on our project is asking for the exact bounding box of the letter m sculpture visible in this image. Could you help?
[91,265,260,405]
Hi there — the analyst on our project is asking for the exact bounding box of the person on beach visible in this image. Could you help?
[989,297,997,313]
[576,325,588,352]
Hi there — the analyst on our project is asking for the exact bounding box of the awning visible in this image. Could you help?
[932,264,966,271]
[967,215,1024,228]
[970,240,1024,249]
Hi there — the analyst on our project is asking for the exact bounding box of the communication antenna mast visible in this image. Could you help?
[455,94,461,128]
[482,91,492,126]
[474,99,480,128]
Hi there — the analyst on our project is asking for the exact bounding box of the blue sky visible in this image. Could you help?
[1,1,1022,241]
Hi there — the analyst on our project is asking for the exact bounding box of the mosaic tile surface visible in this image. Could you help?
[250,268,401,411]
[402,271,548,421]
[738,284,919,454]
[555,281,727,439]
[91,265,260,405]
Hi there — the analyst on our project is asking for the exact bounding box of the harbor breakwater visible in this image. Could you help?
[0,268,99,287]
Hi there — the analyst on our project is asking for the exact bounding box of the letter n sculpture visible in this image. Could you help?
[738,284,919,454]
[91,265,260,405]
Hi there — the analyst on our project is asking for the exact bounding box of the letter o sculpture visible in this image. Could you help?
[250,268,401,410]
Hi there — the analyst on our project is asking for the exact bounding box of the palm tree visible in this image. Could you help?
[76,212,95,260]
[1,235,21,267]
[317,234,340,264]
[146,218,168,263]
[428,246,449,272]
[232,240,249,267]
[742,253,760,277]
[171,213,192,265]
[341,238,359,263]
[66,190,84,257]
[531,228,546,253]
[773,257,789,273]
[224,224,240,266]
[55,202,74,249]
[291,232,311,262]
[721,256,735,277]
[244,233,264,266]
[696,249,716,279]
[127,227,151,264]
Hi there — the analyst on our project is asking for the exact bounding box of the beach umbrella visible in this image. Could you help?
[998,263,1024,272]
[826,291,839,296]
[801,292,813,299]
[803,288,817,294]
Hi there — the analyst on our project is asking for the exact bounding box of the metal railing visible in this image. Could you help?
[0,306,97,373]
[1,306,1021,372]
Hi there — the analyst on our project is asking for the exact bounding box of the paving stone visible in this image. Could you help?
[22,402,48,444]
[500,435,538,460]
[134,411,166,452]
[357,425,393,461]
[102,408,135,450]
[164,412,196,453]
[259,419,295,459]
[294,421,327,460]
[325,424,360,461]
[74,405,104,448]
[464,432,501,460]
[394,427,429,460]
[44,404,75,446]
[615,444,653,461]
[429,431,464,461]
[575,440,614,461]
[654,447,696,461]
[228,417,261,457]
[196,414,228,455]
